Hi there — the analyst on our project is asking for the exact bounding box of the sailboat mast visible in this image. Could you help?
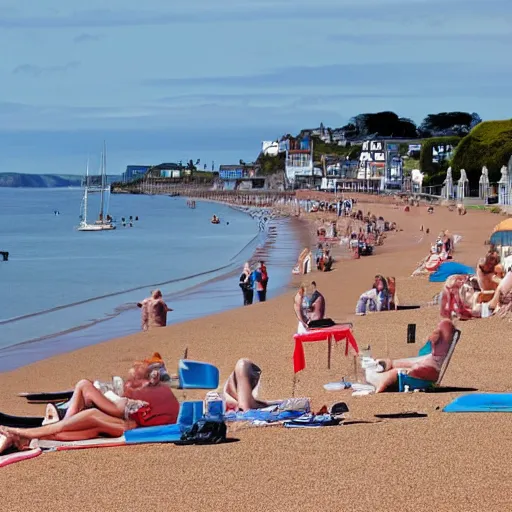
[99,143,105,220]
[84,159,89,224]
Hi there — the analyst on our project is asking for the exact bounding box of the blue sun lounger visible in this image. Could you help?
[398,329,461,392]
[443,393,512,413]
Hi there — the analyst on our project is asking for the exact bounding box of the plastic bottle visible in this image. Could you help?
[204,391,225,419]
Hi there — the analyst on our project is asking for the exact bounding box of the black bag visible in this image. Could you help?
[176,418,227,445]
[307,318,336,328]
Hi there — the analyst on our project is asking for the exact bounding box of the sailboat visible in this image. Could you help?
[94,142,115,229]
[77,144,116,232]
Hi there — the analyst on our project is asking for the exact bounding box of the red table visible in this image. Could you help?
[293,324,359,373]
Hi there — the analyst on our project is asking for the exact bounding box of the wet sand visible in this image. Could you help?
[1,201,511,512]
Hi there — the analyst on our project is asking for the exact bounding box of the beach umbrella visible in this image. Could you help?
[490,218,512,246]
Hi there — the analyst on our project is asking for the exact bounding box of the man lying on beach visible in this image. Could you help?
[137,289,173,330]
[0,361,180,454]
[364,319,455,393]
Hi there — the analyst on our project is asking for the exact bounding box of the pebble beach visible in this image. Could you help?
[1,199,511,512]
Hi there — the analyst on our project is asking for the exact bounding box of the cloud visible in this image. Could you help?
[143,62,507,91]
[328,32,512,44]
[12,61,80,77]
[0,0,506,29]
[73,33,102,43]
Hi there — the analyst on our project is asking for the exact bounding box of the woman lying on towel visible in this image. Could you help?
[0,361,179,454]
[364,319,455,393]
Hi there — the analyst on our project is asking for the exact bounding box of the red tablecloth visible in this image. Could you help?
[293,325,359,373]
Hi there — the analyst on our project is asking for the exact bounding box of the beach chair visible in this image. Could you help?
[397,329,461,392]
[177,360,219,390]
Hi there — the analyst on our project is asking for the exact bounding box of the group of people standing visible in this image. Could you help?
[239,261,269,306]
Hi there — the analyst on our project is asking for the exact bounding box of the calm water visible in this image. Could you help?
[0,188,300,371]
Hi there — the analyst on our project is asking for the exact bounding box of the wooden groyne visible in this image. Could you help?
[182,189,296,207]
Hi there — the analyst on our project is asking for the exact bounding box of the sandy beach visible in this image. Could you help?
[1,199,511,512]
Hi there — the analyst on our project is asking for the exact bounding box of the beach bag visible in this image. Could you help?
[177,418,227,445]
[308,318,336,328]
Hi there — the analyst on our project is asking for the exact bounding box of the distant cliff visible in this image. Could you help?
[0,173,121,188]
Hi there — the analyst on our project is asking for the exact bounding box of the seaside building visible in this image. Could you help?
[355,140,404,191]
[285,136,322,188]
[217,164,265,191]
[261,141,279,157]
[148,163,189,179]
[123,165,151,182]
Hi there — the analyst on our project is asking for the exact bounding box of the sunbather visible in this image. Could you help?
[223,359,273,412]
[488,270,512,318]
[0,361,179,454]
[476,251,501,292]
[355,275,391,315]
[365,319,455,393]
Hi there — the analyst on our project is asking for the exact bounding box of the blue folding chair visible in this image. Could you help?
[398,329,461,392]
[177,359,219,390]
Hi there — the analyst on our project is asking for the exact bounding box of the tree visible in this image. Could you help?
[418,112,480,137]
[343,112,418,138]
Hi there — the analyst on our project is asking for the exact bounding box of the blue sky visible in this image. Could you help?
[0,0,510,174]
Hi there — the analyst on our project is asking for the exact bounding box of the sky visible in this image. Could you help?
[0,0,511,175]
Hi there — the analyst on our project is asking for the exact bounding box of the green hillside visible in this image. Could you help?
[0,173,120,188]
[451,120,512,183]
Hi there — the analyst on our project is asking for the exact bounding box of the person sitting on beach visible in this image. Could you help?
[294,284,310,333]
[355,275,391,316]
[488,269,512,318]
[364,319,456,393]
[138,289,173,330]
[307,281,325,323]
[315,243,324,267]
[476,250,501,292]
[223,359,274,412]
[0,361,180,454]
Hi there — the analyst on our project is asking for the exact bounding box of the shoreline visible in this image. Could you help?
[2,199,510,511]
[0,200,312,372]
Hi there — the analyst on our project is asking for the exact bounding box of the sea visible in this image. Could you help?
[0,188,301,372]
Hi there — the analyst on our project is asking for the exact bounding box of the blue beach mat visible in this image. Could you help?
[283,413,341,428]
[443,393,512,413]
[224,409,305,423]
[429,262,475,282]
